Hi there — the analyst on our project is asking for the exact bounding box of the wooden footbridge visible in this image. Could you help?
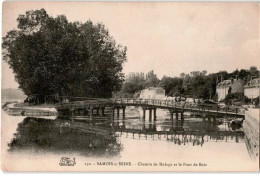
[55,98,245,119]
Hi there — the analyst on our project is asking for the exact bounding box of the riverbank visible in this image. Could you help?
[2,102,57,117]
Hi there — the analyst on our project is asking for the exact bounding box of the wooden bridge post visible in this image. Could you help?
[181,112,184,120]
[180,119,184,127]
[101,107,105,116]
[122,106,126,119]
[176,112,179,120]
[84,108,88,116]
[171,111,174,121]
[122,119,126,129]
[149,108,152,121]
[170,117,174,131]
[73,108,76,117]
[153,122,156,131]
[169,109,174,121]
[153,108,157,121]
[112,108,115,119]
[142,107,146,119]
[117,107,120,119]
[213,117,217,124]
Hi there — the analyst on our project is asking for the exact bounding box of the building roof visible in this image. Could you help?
[244,78,260,88]
[217,78,243,87]
[145,87,165,90]
[217,80,231,87]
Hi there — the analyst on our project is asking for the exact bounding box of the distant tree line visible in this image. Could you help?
[115,66,259,101]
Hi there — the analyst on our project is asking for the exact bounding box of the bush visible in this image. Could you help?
[224,93,244,105]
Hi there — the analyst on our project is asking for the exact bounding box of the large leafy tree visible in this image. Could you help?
[159,76,182,96]
[2,9,127,100]
[122,73,145,95]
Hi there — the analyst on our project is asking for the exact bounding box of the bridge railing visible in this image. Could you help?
[115,98,197,109]
[56,98,112,109]
[113,98,245,114]
[114,98,186,108]
[56,97,245,115]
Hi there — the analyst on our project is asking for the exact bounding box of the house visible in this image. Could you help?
[216,78,244,101]
[244,78,260,100]
[139,87,165,100]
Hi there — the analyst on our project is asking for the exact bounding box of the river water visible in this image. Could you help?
[1,105,259,171]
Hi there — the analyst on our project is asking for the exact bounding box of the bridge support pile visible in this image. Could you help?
[142,107,157,121]
[112,106,126,119]
[58,106,108,118]
[169,109,184,121]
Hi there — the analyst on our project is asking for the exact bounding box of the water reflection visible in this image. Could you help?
[7,107,245,158]
[112,117,244,147]
[8,117,122,157]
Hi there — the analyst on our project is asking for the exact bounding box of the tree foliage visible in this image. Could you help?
[116,71,159,98]
[119,67,259,101]
[2,9,127,100]
[122,72,145,95]
[145,70,159,87]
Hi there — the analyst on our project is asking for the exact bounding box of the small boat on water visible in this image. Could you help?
[229,118,244,131]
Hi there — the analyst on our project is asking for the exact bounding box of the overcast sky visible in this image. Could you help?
[2,2,260,89]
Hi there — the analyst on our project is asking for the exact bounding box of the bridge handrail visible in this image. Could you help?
[56,97,245,114]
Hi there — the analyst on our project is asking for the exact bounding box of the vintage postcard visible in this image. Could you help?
[1,1,260,172]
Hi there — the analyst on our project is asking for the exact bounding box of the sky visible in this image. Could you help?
[1,2,260,89]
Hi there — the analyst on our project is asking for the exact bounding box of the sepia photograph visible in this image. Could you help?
[1,1,259,172]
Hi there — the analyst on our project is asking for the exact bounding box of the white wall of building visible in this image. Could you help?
[216,87,229,101]
[244,87,260,99]
[140,88,165,100]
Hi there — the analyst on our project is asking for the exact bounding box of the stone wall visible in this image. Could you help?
[243,108,259,160]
